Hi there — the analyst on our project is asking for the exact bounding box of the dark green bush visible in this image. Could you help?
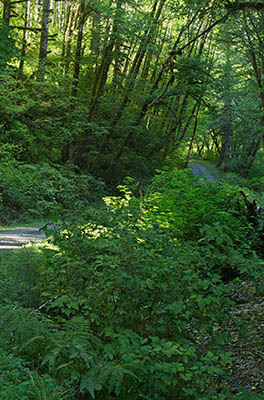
[0,247,53,308]
[0,18,18,73]
[0,348,69,400]
[0,159,104,223]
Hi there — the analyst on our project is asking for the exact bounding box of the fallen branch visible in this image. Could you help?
[38,294,63,311]
[239,190,261,225]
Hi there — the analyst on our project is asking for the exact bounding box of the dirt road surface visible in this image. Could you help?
[0,226,47,251]
[189,162,215,182]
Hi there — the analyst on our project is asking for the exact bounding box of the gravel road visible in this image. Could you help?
[0,226,47,251]
[189,162,215,182]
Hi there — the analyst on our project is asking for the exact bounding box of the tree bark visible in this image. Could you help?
[89,0,166,171]
[3,0,11,27]
[184,102,201,168]
[61,2,71,60]
[88,0,124,117]
[71,0,86,99]
[63,5,79,74]
[17,0,30,81]
[36,0,50,84]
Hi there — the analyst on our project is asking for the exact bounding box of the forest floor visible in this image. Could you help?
[222,280,264,396]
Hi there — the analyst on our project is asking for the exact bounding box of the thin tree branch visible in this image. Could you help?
[170,14,229,58]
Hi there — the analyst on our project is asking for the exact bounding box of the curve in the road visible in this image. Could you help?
[189,162,215,182]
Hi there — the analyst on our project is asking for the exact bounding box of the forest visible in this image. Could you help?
[1,0,264,398]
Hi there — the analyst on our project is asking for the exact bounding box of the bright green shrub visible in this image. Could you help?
[145,168,245,241]
[23,199,236,399]
[1,174,262,398]
[143,168,263,280]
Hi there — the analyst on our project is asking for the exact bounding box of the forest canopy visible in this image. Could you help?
[0,0,264,182]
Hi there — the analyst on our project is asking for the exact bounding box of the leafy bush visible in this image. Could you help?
[0,348,33,400]
[0,18,18,73]
[143,168,263,280]
[16,196,236,399]
[1,171,263,398]
[0,160,104,223]
[145,168,244,240]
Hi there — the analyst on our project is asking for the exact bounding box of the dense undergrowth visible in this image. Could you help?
[0,168,264,399]
[0,153,105,224]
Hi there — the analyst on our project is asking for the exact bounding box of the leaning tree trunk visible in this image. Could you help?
[61,2,72,60]
[89,0,124,118]
[61,0,86,163]
[184,103,201,168]
[217,43,232,171]
[90,0,166,173]
[64,5,79,74]
[36,0,50,84]
[71,0,86,99]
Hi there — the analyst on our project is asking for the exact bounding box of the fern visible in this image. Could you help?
[0,304,55,358]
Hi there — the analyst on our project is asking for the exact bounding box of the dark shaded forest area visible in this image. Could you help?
[1,0,264,399]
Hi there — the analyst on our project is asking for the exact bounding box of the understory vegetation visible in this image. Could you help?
[1,168,264,399]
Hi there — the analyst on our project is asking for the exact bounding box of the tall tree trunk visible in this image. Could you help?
[36,0,50,84]
[90,0,166,171]
[89,0,123,117]
[223,56,232,172]
[61,3,71,60]
[62,0,86,163]
[71,0,86,99]
[217,41,232,171]
[63,5,79,74]
[184,103,201,168]
[18,0,31,81]
[3,0,11,27]
[83,11,102,88]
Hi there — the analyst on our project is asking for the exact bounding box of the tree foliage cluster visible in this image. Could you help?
[1,0,264,182]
